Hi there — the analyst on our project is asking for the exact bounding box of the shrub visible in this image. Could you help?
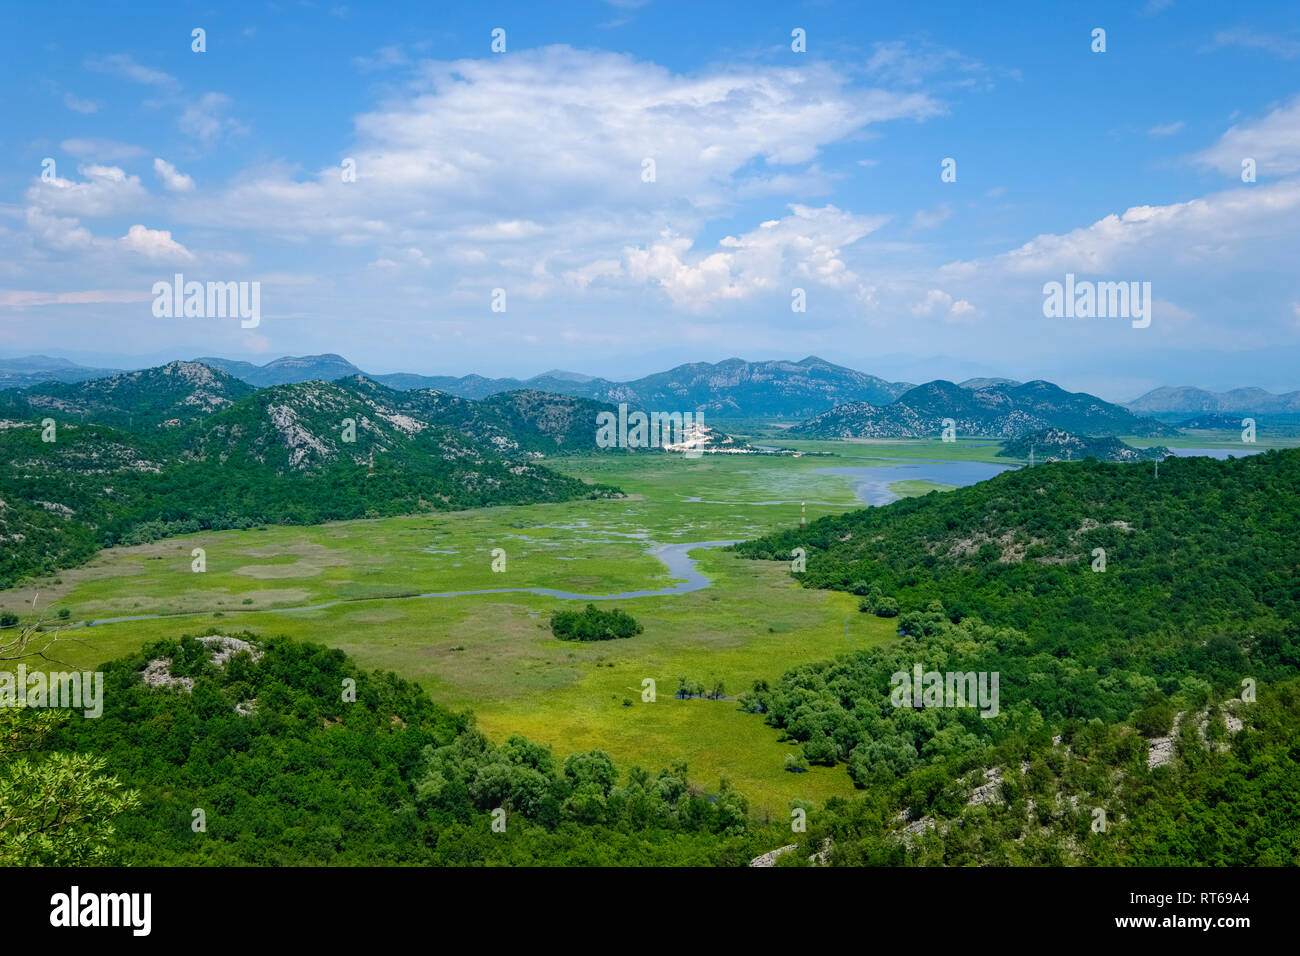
[550,603,643,642]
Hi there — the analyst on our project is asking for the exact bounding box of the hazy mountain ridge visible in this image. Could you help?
[371,355,915,416]
[0,355,125,389]
[1126,384,1300,415]
[0,361,255,428]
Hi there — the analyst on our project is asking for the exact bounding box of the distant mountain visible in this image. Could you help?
[0,361,254,428]
[998,428,1170,463]
[1175,413,1251,430]
[0,355,122,389]
[1126,385,1300,415]
[612,356,913,417]
[536,369,597,383]
[790,380,1175,439]
[193,353,365,387]
[367,356,915,417]
[959,377,1020,389]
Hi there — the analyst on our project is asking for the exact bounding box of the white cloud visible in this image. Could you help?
[978,179,1300,276]
[622,204,886,309]
[26,165,149,219]
[910,288,974,319]
[1192,95,1300,177]
[23,208,95,251]
[161,45,939,302]
[153,158,196,193]
[118,224,195,262]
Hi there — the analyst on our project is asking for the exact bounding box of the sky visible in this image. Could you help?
[1,0,1298,402]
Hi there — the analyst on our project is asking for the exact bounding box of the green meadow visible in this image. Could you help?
[3,441,991,814]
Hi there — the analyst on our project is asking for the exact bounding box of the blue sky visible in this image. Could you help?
[2,0,1298,400]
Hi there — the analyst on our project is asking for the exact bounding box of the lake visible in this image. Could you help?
[815,458,1016,506]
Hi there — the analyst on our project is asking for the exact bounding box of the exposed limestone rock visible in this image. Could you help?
[141,658,193,693]
[1146,711,1186,769]
[749,844,797,867]
[196,634,262,668]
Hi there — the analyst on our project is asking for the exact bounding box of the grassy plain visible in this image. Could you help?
[3,440,992,813]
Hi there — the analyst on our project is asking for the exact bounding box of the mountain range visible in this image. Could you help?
[4,352,1297,424]
[0,355,124,389]
[5,354,917,417]
[789,380,1175,440]
[1125,385,1300,416]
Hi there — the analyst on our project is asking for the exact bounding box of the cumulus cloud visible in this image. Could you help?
[26,164,149,218]
[1192,95,1300,177]
[910,288,974,319]
[153,158,195,192]
[118,224,195,261]
[622,204,886,308]
[148,44,942,316]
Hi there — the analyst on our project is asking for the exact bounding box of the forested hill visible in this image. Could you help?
[736,448,1299,644]
[0,361,254,428]
[996,428,1169,463]
[731,449,1300,864]
[24,632,775,866]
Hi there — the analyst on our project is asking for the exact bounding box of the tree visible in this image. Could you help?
[0,702,139,865]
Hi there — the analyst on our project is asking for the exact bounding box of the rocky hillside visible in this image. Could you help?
[0,361,254,428]
[187,376,623,471]
[790,380,1174,439]
[0,365,629,587]
[997,428,1170,463]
